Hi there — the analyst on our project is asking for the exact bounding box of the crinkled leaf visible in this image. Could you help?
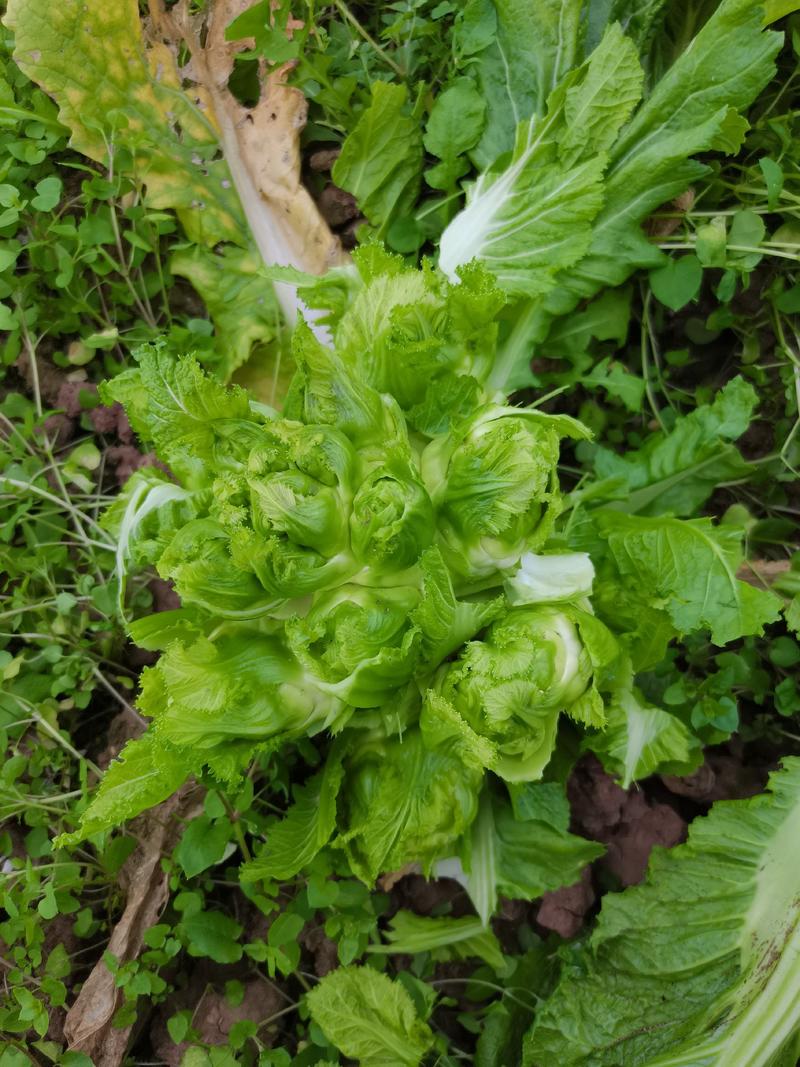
[596,512,782,645]
[55,735,193,848]
[524,759,800,1065]
[413,548,504,668]
[241,757,344,882]
[101,346,259,485]
[333,260,504,417]
[307,966,435,1067]
[338,731,483,883]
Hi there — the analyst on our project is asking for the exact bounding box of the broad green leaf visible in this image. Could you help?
[594,376,757,516]
[54,735,192,848]
[440,120,603,298]
[307,966,435,1066]
[368,911,505,971]
[333,82,424,231]
[174,816,232,878]
[180,910,243,965]
[763,0,800,24]
[240,758,344,882]
[588,688,700,787]
[648,254,703,311]
[424,78,486,159]
[4,0,241,244]
[524,759,800,1065]
[440,24,642,297]
[545,0,781,313]
[445,788,603,924]
[170,245,280,383]
[467,0,583,168]
[596,512,783,645]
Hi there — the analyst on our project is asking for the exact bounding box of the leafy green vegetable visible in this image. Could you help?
[442,787,604,924]
[368,910,505,970]
[587,688,699,788]
[462,0,583,168]
[240,758,344,882]
[56,735,192,848]
[524,759,800,1065]
[425,605,617,781]
[595,512,782,645]
[594,376,758,516]
[307,965,435,1066]
[332,82,424,233]
[440,21,643,295]
[544,0,781,314]
[337,730,482,882]
[421,404,588,578]
[3,0,800,1057]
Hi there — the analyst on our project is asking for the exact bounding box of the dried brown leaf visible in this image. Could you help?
[64,784,203,1063]
[5,0,346,337]
[153,0,348,324]
[736,559,791,587]
[377,862,422,892]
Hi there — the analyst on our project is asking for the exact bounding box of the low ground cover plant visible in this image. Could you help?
[1,0,800,1064]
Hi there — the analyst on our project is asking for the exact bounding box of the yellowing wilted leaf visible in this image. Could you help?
[4,0,348,372]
